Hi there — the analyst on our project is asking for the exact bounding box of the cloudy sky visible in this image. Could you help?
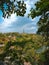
[0,0,40,33]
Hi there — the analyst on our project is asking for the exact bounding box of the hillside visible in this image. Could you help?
[0,33,48,65]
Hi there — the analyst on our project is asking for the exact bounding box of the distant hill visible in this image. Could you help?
[0,33,47,53]
[0,33,48,65]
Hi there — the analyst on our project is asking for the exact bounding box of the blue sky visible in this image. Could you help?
[0,0,40,33]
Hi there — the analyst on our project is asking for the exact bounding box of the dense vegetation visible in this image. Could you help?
[0,33,49,65]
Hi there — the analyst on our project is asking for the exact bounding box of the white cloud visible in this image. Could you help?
[25,0,38,16]
[20,21,37,33]
[0,13,17,28]
[0,0,38,33]
[25,0,33,16]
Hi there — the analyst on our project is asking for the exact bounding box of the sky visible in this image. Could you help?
[0,0,40,33]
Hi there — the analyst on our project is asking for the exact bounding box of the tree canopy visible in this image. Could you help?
[0,0,26,18]
[29,0,49,40]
